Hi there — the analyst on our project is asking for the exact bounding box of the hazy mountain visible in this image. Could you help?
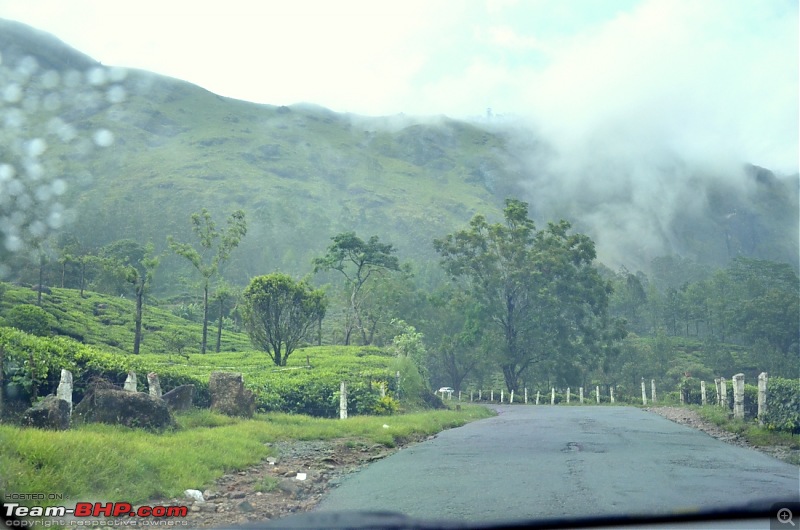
[1,19,796,291]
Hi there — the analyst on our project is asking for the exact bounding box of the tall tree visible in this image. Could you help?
[100,240,159,355]
[242,273,326,366]
[313,232,399,345]
[434,199,619,393]
[168,209,247,354]
[210,282,239,353]
[423,287,487,392]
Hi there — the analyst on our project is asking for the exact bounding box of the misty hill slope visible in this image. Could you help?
[2,18,797,288]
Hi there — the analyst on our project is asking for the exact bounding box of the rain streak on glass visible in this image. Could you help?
[0,50,126,277]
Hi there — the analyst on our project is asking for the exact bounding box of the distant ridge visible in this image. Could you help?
[0,18,97,71]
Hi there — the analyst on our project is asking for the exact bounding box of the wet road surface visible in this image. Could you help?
[315,406,799,523]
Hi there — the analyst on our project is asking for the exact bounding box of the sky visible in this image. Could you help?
[1,0,797,174]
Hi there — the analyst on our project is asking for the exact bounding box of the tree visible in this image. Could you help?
[168,209,247,354]
[56,233,97,297]
[313,232,399,345]
[210,282,239,353]
[423,287,486,392]
[100,240,159,355]
[242,273,326,366]
[434,199,619,393]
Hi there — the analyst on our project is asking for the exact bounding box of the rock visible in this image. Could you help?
[278,479,299,496]
[209,372,255,418]
[161,385,195,412]
[237,501,254,513]
[31,285,51,295]
[73,388,175,431]
[22,395,71,430]
[229,492,246,499]
[203,489,219,500]
[184,489,205,503]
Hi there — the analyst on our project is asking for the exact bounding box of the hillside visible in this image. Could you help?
[1,18,797,292]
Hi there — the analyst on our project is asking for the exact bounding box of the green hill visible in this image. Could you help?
[1,18,797,292]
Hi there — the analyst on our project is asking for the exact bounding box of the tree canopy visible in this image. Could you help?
[168,209,247,353]
[434,199,622,392]
[313,232,399,345]
[242,273,326,366]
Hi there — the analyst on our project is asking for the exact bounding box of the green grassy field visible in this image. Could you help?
[0,407,494,506]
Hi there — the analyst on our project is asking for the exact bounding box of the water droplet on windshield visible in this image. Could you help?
[106,85,127,104]
[26,138,47,158]
[4,234,22,252]
[3,83,22,103]
[93,128,114,147]
[86,66,107,86]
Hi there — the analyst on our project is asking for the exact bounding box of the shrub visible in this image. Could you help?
[372,395,399,415]
[4,304,53,336]
[763,377,800,434]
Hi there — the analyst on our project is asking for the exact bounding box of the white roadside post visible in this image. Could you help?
[551,387,555,405]
[536,391,540,405]
[757,372,768,425]
[56,369,73,415]
[524,388,528,404]
[651,379,657,403]
[610,387,615,404]
[720,378,728,409]
[339,381,348,419]
[510,390,514,404]
[641,379,647,405]
[500,390,504,403]
[596,385,600,404]
[733,374,745,419]
[701,381,707,405]
[566,388,571,404]
[147,372,162,398]
[580,387,584,404]
[124,371,137,392]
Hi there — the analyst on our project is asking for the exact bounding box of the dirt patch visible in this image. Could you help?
[115,435,434,527]
[646,406,800,465]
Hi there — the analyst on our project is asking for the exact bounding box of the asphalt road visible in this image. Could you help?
[315,406,799,523]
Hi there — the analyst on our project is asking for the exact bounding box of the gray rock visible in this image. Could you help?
[237,501,254,513]
[73,388,175,431]
[161,385,194,411]
[22,395,70,430]
[209,372,255,418]
[278,479,299,496]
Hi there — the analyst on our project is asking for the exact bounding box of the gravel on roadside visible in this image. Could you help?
[646,406,799,466]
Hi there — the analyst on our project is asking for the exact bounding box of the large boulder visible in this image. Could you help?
[161,384,195,412]
[209,372,255,418]
[73,388,175,431]
[22,395,70,430]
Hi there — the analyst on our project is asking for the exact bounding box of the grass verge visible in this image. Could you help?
[0,406,494,506]
[693,405,800,464]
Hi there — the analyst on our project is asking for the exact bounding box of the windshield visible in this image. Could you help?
[0,1,798,528]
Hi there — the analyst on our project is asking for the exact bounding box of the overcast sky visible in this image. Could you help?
[1,0,798,173]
